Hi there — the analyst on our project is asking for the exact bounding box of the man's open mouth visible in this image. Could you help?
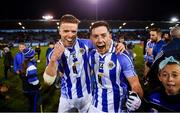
[97,44,105,49]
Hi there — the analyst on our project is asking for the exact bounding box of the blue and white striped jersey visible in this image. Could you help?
[89,41,137,113]
[26,60,39,86]
[144,40,155,63]
[48,38,92,99]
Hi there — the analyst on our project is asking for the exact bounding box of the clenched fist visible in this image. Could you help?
[51,41,65,62]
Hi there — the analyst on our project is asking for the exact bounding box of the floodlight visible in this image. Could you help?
[171,17,179,22]
[42,15,53,20]
[150,23,154,26]
[18,22,22,26]
[123,23,126,26]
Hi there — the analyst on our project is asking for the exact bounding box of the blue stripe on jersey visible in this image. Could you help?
[102,88,108,112]
[89,50,99,107]
[110,53,120,113]
[28,69,37,76]
[94,86,98,107]
[117,54,130,110]
[76,77,83,98]
[61,54,72,99]
[79,40,91,94]
[28,77,38,83]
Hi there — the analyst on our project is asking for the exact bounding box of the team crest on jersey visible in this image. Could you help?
[79,48,85,55]
[108,61,115,69]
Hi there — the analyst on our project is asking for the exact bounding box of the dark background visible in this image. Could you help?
[0,0,179,20]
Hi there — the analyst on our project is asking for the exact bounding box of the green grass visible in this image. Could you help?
[0,44,145,112]
[133,44,144,77]
[0,46,60,112]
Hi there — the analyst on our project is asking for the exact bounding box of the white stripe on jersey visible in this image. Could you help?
[27,65,37,72]
[90,41,136,112]
[48,39,91,99]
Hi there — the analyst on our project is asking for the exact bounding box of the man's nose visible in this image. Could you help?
[67,32,75,37]
[97,36,103,42]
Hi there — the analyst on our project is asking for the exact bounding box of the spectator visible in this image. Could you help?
[3,47,13,80]
[143,39,155,85]
[20,47,41,112]
[162,32,172,44]
[35,44,41,63]
[145,56,180,112]
[149,27,166,58]
[13,42,26,75]
[146,26,180,90]
[0,49,3,58]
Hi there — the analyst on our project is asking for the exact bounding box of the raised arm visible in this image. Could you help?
[43,41,65,85]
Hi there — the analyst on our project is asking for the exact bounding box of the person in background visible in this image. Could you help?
[0,49,3,58]
[143,39,155,85]
[146,26,180,90]
[3,47,13,80]
[20,47,41,112]
[162,32,172,44]
[144,28,166,87]
[14,42,26,75]
[149,27,166,58]
[146,56,180,112]
[35,44,41,63]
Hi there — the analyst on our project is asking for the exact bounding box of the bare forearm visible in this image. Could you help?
[131,82,144,98]
[46,60,58,77]
[128,76,144,98]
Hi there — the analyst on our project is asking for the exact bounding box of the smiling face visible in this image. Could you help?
[159,64,180,95]
[90,26,111,55]
[19,44,26,52]
[59,22,78,47]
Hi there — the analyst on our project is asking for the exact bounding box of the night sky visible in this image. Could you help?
[0,0,179,21]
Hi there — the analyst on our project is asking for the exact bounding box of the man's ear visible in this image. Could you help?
[109,33,112,39]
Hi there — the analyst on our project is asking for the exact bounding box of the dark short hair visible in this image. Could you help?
[149,27,161,33]
[59,14,80,25]
[19,42,25,46]
[89,21,110,34]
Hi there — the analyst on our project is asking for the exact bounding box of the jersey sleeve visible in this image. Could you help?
[118,53,137,78]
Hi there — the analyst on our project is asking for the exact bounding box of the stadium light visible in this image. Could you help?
[119,26,122,29]
[150,23,154,26]
[171,17,179,22]
[145,26,149,29]
[122,23,126,26]
[18,22,22,26]
[56,22,59,25]
[42,14,53,20]
[22,26,25,29]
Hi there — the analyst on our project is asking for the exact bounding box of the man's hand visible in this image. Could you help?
[115,42,125,54]
[51,41,65,62]
[147,48,153,55]
[126,91,141,111]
